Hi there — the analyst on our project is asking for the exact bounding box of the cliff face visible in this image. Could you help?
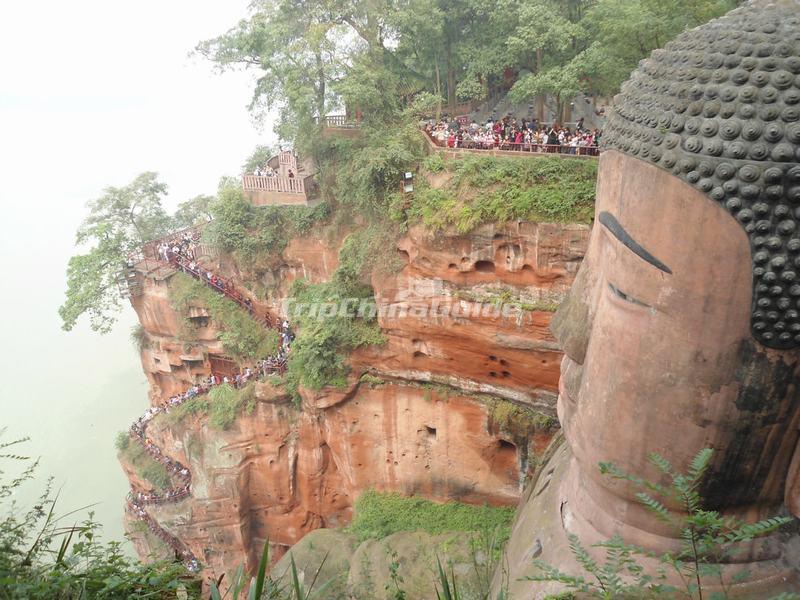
[122,220,588,579]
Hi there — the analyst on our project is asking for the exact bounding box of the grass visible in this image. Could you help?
[130,323,148,351]
[285,226,391,399]
[487,399,559,437]
[393,154,596,233]
[346,490,515,544]
[454,288,562,313]
[119,439,171,491]
[169,273,279,363]
[161,383,256,431]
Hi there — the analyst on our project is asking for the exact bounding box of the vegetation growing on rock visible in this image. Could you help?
[346,490,514,543]
[168,272,279,363]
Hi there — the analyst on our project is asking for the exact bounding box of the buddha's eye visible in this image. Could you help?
[608,282,650,308]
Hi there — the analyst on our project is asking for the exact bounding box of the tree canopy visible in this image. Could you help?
[198,0,738,137]
[59,173,173,334]
[59,173,218,334]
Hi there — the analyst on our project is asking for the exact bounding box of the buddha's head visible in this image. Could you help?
[552,0,800,532]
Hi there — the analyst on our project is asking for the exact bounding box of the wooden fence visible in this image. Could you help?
[241,175,306,194]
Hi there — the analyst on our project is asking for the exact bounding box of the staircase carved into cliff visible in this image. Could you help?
[124,237,290,573]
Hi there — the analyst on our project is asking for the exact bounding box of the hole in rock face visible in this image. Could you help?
[189,316,210,328]
[474,260,495,273]
[489,371,498,377]
[397,249,410,261]
[413,350,428,358]
[493,233,505,240]
[489,355,497,361]
[499,439,516,451]
[501,371,511,378]
[448,263,458,270]
[499,359,508,366]
[425,425,437,438]
[521,264,534,272]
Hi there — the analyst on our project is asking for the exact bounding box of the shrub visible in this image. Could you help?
[208,383,246,430]
[160,384,255,431]
[423,152,446,173]
[528,449,794,599]
[130,323,147,351]
[0,435,197,598]
[140,462,171,491]
[120,441,172,492]
[114,431,130,452]
[203,180,330,266]
[400,155,597,232]
[285,226,392,397]
[327,121,427,216]
[169,273,279,363]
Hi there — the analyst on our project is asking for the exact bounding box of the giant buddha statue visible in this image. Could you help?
[498,1,800,597]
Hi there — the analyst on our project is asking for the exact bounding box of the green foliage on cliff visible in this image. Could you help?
[168,272,279,363]
[1,434,198,598]
[347,490,514,544]
[203,180,330,266]
[119,439,171,491]
[208,383,257,430]
[285,227,393,396]
[59,172,174,334]
[393,155,597,233]
[160,383,256,431]
[327,122,428,216]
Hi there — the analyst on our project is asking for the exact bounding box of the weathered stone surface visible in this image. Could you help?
[271,529,358,599]
[497,2,800,594]
[121,220,587,584]
[347,531,488,600]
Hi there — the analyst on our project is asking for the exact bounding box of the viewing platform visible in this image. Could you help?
[423,128,599,160]
[318,114,362,138]
[241,150,318,207]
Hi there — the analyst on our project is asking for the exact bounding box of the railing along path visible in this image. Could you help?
[241,175,306,194]
[424,129,600,157]
[124,241,291,573]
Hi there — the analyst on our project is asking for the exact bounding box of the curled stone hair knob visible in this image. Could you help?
[601,2,800,348]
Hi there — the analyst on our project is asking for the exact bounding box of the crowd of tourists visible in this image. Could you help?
[156,230,201,263]
[253,165,296,178]
[423,115,601,155]
[125,498,200,572]
[125,229,298,574]
[162,234,276,329]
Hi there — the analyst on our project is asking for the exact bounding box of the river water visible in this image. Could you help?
[0,0,270,546]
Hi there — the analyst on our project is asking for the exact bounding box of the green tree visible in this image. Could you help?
[0,432,197,598]
[582,0,736,96]
[509,61,584,124]
[242,144,278,174]
[59,172,173,334]
[195,0,348,140]
[172,194,214,229]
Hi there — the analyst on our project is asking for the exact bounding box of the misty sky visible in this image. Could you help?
[0,1,274,542]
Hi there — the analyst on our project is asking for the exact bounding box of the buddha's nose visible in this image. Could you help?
[551,264,592,365]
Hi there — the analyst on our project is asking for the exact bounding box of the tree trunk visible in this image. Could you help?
[536,48,544,122]
[435,59,442,121]
[315,51,325,124]
[446,46,456,109]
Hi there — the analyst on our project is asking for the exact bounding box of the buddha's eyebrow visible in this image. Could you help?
[598,211,672,274]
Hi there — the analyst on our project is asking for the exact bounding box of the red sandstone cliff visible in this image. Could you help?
[122,220,588,580]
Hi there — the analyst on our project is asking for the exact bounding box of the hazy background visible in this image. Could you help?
[0,1,273,546]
